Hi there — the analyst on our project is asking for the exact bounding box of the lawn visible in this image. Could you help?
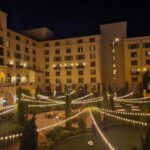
[54,127,143,150]
[54,134,107,150]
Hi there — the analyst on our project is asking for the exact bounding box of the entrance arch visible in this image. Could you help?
[3,92,14,106]
[0,71,5,84]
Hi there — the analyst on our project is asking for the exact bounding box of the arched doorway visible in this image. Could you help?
[7,73,11,83]
[143,71,150,93]
[0,71,5,84]
[3,92,14,106]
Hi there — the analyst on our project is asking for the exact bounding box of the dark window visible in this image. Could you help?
[0,47,3,56]
[143,43,150,48]
[25,47,28,53]
[90,54,96,59]
[67,78,72,83]
[78,78,84,83]
[56,78,60,83]
[45,65,49,69]
[55,49,60,54]
[78,70,83,75]
[76,55,85,60]
[45,50,49,55]
[45,79,49,83]
[14,53,21,59]
[146,59,150,65]
[33,65,36,70]
[33,57,36,62]
[45,57,49,62]
[0,58,4,65]
[131,52,137,57]
[131,60,137,65]
[45,72,49,76]
[7,32,10,37]
[53,56,62,61]
[91,78,96,82]
[16,35,20,41]
[132,77,138,82]
[45,43,49,47]
[33,50,36,55]
[64,56,73,61]
[145,51,150,56]
[77,39,83,44]
[7,51,10,57]
[90,62,96,67]
[66,48,71,53]
[56,71,60,76]
[0,37,3,45]
[128,44,139,49]
[55,42,60,46]
[16,45,20,51]
[131,69,139,75]
[90,45,95,51]
[67,71,71,76]
[78,47,83,52]
[26,39,29,44]
[27,56,30,61]
[90,70,96,75]
[32,42,36,46]
[89,38,95,42]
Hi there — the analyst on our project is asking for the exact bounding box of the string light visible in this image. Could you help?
[22,98,55,104]
[114,99,150,104]
[0,105,15,111]
[0,107,16,116]
[72,93,93,102]
[0,133,22,141]
[28,102,65,108]
[91,108,148,127]
[89,109,116,150]
[91,107,150,117]
[56,90,76,99]
[37,108,87,132]
[114,92,134,99]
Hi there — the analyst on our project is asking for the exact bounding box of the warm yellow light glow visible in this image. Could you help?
[115,38,120,42]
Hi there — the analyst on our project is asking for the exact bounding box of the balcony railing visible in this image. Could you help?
[0,82,36,87]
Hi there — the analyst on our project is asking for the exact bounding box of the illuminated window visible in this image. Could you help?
[113,56,116,61]
[145,51,150,56]
[131,52,137,57]
[113,63,116,68]
[113,69,116,75]
[90,45,95,51]
[78,47,83,53]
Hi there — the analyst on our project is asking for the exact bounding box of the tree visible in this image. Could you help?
[20,114,38,150]
[85,84,88,94]
[108,85,112,94]
[139,82,143,98]
[125,81,129,94]
[109,96,114,110]
[16,87,27,126]
[65,94,72,129]
[98,83,101,96]
[141,119,150,150]
[79,116,86,132]
[35,85,39,101]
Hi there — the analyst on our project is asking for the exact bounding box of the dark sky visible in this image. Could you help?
[0,0,150,39]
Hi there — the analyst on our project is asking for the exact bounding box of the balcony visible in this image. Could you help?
[76,65,84,69]
[65,66,72,69]
[54,66,61,70]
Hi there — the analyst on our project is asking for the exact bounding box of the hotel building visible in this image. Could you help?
[0,10,150,105]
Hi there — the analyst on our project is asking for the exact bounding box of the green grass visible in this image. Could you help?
[54,127,143,150]
[54,134,107,150]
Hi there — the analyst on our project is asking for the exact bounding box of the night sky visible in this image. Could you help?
[0,0,150,39]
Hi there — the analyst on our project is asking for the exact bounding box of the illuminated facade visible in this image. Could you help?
[1,10,150,105]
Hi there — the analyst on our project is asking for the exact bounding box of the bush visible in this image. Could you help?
[38,134,50,150]
[59,130,70,139]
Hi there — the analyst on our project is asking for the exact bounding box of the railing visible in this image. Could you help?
[0,82,36,87]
